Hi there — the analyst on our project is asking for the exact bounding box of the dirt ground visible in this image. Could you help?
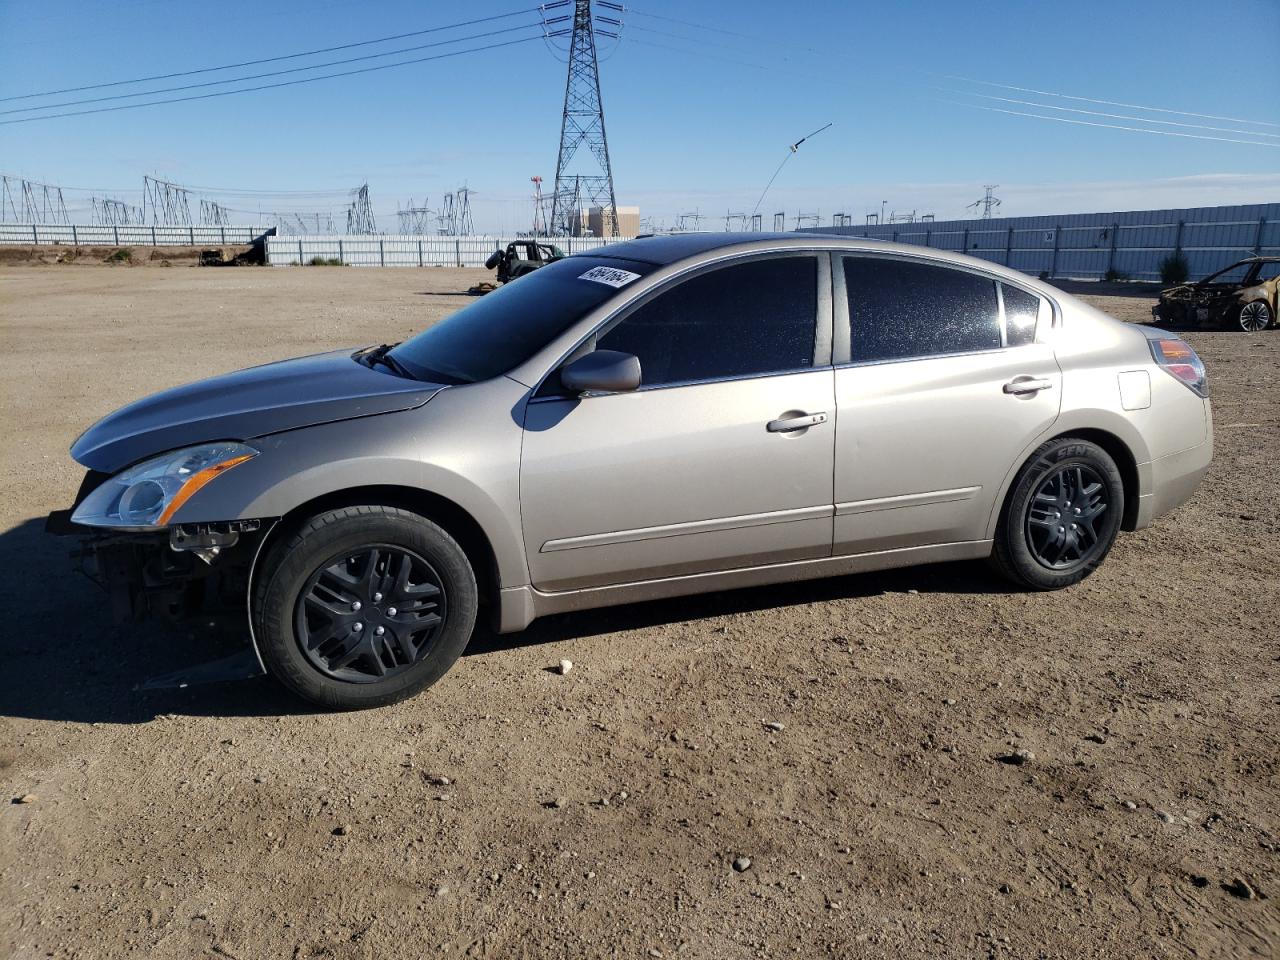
[0,262,1276,959]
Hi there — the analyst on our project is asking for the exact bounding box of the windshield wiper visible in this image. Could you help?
[363,343,415,380]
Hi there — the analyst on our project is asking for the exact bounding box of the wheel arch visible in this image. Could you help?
[988,426,1142,538]
[254,484,503,615]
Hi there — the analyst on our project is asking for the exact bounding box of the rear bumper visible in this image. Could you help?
[1133,413,1213,529]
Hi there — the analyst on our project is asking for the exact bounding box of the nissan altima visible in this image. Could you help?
[50,234,1213,709]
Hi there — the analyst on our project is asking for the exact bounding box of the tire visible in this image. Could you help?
[991,438,1124,590]
[1236,299,1272,333]
[252,505,477,710]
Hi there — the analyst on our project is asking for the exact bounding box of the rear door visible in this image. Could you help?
[832,254,1061,554]
[520,253,836,592]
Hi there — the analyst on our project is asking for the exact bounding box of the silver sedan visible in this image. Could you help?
[55,234,1213,709]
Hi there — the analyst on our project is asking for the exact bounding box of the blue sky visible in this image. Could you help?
[2,0,1277,233]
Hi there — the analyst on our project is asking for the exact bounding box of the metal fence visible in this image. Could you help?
[0,223,274,246]
[267,234,630,267]
[800,203,1280,281]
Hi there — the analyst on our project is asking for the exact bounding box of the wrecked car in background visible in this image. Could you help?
[1153,256,1279,332]
[484,239,566,284]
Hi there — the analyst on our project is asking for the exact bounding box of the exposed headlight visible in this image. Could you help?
[72,442,257,529]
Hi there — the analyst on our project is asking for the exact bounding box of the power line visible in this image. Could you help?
[943,75,1280,130]
[940,99,1280,149]
[0,21,543,117]
[0,6,543,103]
[947,89,1280,140]
[0,35,543,125]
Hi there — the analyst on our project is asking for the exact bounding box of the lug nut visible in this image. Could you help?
[387,607,397,616]
[353,622,364,633]
[351,600,362,611]
[374,592,383,602]
[374,625,385,636]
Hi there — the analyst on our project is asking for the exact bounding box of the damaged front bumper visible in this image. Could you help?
[45,511,269,624]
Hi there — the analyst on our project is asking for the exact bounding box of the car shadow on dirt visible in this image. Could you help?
[0,514,1010,724]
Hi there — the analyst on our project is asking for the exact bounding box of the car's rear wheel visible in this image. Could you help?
[1237,299,1272,332]
[991,438,1124,590]
[252,505,477,709]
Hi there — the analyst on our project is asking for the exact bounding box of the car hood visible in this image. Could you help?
[71,348,447,473]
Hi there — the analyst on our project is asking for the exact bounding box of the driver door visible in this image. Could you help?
[519,253,836,592]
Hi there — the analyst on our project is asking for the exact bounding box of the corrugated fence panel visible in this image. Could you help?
[0,224,272,245]
[800,202,1279,280]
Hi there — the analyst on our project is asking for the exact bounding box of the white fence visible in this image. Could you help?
[0,223,273,246]
[267,234,630,267]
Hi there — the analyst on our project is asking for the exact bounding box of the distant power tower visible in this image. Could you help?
[832,212,851,227]
[968,184,1001,219]
[346,184,377,234]
[675,209,701,232]
[548,0,620,236]
[531,176,547,236]
[749,213,762,231]
[455,187,475,236]
[794,211,820,230]
[1,175,70,223]
[723,211,748,231]
[92,197,142,226]
[397,198,433,234]
[143,176,192,225]
[773,212,786,231]
[437,193,455,235]
[200,199,229,226]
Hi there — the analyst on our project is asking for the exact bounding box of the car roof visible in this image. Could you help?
[588,231,869,266]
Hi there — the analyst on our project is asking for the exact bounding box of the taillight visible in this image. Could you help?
[1150,337,1208,397]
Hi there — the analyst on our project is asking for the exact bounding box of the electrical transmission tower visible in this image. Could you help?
[773,212,786,231]
[675,209,701,232]
[531,176,547,236]
[1,175,70,223]
[346,183,377,234]
[397,198,433,234]
[455,187,474,235]
[967,184,1001,219]
[749,213,762,231]
[200,199,229,226]
[548,0,620,237]
[794,211,820,230]
[92,197,142,225]
[143,176,192,225]
[437,193,456,235]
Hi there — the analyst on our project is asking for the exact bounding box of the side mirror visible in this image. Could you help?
[560,350,641,394]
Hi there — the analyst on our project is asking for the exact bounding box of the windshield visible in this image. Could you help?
[1201,262,1254,286]
[389,256,653,384]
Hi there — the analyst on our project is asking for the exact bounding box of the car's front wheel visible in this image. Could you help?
[252,505,477,709]
[991,438,1124,590]
[1237,299,1273,332]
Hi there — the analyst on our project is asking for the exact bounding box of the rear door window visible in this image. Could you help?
[842,256,1001,363]
[1001,284,1042,347]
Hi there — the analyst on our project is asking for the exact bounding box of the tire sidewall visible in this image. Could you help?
[998,440,1124,590]
[255,508,477,709]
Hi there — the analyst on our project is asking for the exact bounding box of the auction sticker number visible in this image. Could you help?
[579,265,641,288]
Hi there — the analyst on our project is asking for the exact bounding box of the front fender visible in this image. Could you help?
[166,378,532,590]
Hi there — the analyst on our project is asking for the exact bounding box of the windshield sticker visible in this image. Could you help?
[578,265,641,288]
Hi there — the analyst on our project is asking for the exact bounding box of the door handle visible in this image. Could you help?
[1003,376,1054,395]
[767,411,828,432]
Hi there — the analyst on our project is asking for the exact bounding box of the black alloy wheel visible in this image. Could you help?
[253,505,478,710]
[1024,464,1110,571]
[990,438,1124,590]
[296,545,446,683]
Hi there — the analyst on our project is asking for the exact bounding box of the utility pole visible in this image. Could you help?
[548,0,620,237]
